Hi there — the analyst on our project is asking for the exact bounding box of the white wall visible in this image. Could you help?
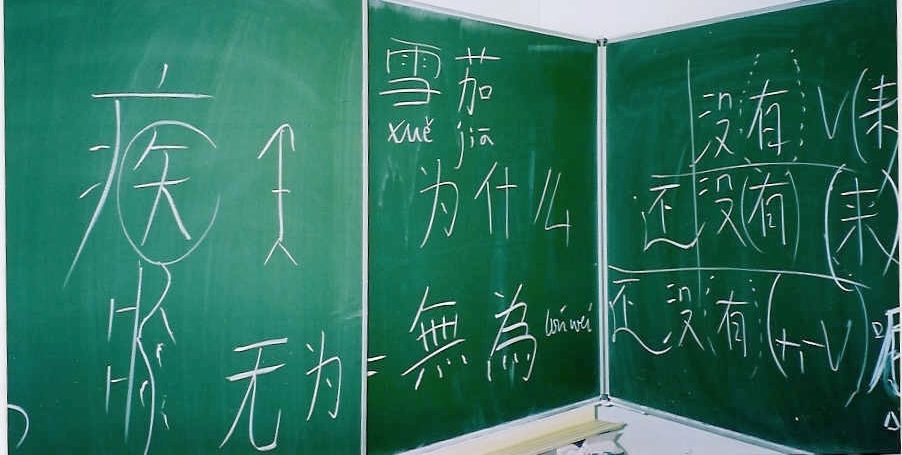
[410,0,542,31]
[411,0,800,39]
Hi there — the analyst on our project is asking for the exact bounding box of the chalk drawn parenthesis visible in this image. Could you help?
[823,165,854,292]
[879,170,901,274]
[766,274,788,378]
[8,404,29,449]
[841,286,871,407]
[115,120,220,266]
[739,176,763,253]
[767,272,871,405]
[785,170,801,261]
[851,69,869,164]
[846,286,869,406]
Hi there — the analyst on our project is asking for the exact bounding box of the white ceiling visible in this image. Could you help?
[411,0,800,39]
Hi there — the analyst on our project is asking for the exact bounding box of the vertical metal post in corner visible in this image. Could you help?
[597,38,611,400]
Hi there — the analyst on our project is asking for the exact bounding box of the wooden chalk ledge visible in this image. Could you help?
[420,404,624,455]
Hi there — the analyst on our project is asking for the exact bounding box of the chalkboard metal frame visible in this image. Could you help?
[0,0,8,446]
[360,1,370,455]
[897,3,902,453]
[598,42,610,400]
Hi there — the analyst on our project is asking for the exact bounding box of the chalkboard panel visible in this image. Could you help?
[367,1,599,453]
[5,1,362,453]
[606,0,899,452]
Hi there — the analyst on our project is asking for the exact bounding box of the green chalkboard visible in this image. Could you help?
[367,2,599,453]
[6,1,362,453]
[606,0,899,452]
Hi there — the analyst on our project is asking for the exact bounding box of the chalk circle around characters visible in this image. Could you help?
[115,120,221,266]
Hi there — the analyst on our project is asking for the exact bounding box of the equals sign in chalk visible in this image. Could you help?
[367,355,387,378]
